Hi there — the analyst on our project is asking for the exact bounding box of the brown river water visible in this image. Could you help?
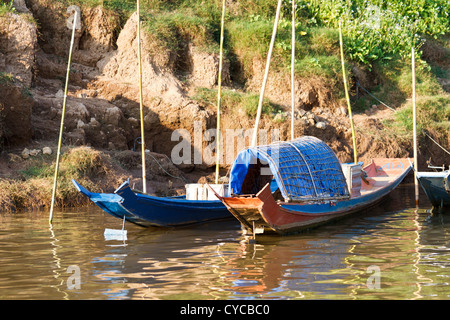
[0,183,449,301]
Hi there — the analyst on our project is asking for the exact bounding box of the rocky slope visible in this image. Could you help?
[2,0,444,206]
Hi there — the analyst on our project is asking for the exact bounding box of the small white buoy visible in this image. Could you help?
[104,215,127,241]
[104,228,127,241]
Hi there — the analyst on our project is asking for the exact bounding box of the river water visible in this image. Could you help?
[0,183,449,301]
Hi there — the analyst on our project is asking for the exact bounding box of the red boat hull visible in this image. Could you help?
[218,158,412,235]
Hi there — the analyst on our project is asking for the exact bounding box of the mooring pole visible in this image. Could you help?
[49,10,78,224]
[251,0,282,147]
[215,0,226,184]
[339,21,358,165]
[412,47,419,206]
[137,0,147,194]
[290,0,296,140]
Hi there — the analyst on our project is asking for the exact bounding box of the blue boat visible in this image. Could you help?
[72,179,231,227]
[214,137,413,235]
[416,169,450,209]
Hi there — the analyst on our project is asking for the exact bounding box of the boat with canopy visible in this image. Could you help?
[213,136,412,235]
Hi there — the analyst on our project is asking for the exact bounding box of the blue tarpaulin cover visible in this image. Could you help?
[229,136,350,201]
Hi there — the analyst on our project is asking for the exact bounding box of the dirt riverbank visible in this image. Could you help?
[0,1,447,212]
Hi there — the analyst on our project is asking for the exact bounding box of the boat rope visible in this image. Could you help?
[356,82,396,112]
[134,137,187,182]
[423,130,450,156]
[146,151,188,183]
[355,82,450,157]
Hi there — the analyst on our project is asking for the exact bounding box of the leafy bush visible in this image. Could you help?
[0,0,15,16]
[298,0,449,66]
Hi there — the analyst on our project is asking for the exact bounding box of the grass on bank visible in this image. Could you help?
[0,147,122,212]
[192,87,283,118]
[383,95,450,141]
[0,0,15,16]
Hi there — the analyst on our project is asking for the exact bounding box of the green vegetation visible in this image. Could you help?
[0,72,15,84]
[192,87,282,117]
[0,1,15,16]
[384,95,450,137]
[299,0,449,65]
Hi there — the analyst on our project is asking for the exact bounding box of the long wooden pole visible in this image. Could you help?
[412,47,419,205]
[49,10,78,224]
[137,0,147,194]
[251,0,282,147]
[339,21,358,164]
[215,0,226,184]
[290,0,296,140]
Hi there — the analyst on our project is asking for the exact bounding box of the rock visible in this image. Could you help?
[89,117,101,128]
[55,89,64,98]
[104,106,122,126]
[67,101,89,121]
[42,147,52,155]
[13,0,31,13]
[188,44,230,88]
[65,128,86,145]
[0,12,37,87]
[297,108,306,118]
[77,119,86,129]
[306,111,315,119]
[29,149,40,156]
[8,153,22,162]
[0,83,33,146]
[21,148,30,159]
[128,117,139,128]
[315,121,327,129]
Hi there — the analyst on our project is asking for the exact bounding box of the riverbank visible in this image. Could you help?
[0,0,448,212]
[0,142,221,212]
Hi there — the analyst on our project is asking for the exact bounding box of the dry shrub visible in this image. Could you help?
[0,146,127,212]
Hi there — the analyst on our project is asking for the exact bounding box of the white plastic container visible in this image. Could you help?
[185,183,229,200]
[185,183,203,200]
[206,184,230,200]
[341,163,362,196]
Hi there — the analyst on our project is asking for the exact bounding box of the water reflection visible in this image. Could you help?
[0,184,449,300]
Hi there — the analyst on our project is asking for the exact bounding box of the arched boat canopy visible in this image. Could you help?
[229,136,350,201]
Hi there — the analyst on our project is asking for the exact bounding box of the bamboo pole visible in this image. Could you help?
[412,47,419,205]
[338,21,358,164]
[251,0,282,147]
[290,0,296,140]
[49,11,78,224]
[137,0,147,194]
[215,0,226,184]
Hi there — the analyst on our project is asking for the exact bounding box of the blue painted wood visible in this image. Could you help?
[72,179,231,227]
[417,171,450,208]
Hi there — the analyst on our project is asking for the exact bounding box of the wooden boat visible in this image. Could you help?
[416,168,450,209]
[72,179,231,227]
[72,1,234,228]
[212,136,412,235]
